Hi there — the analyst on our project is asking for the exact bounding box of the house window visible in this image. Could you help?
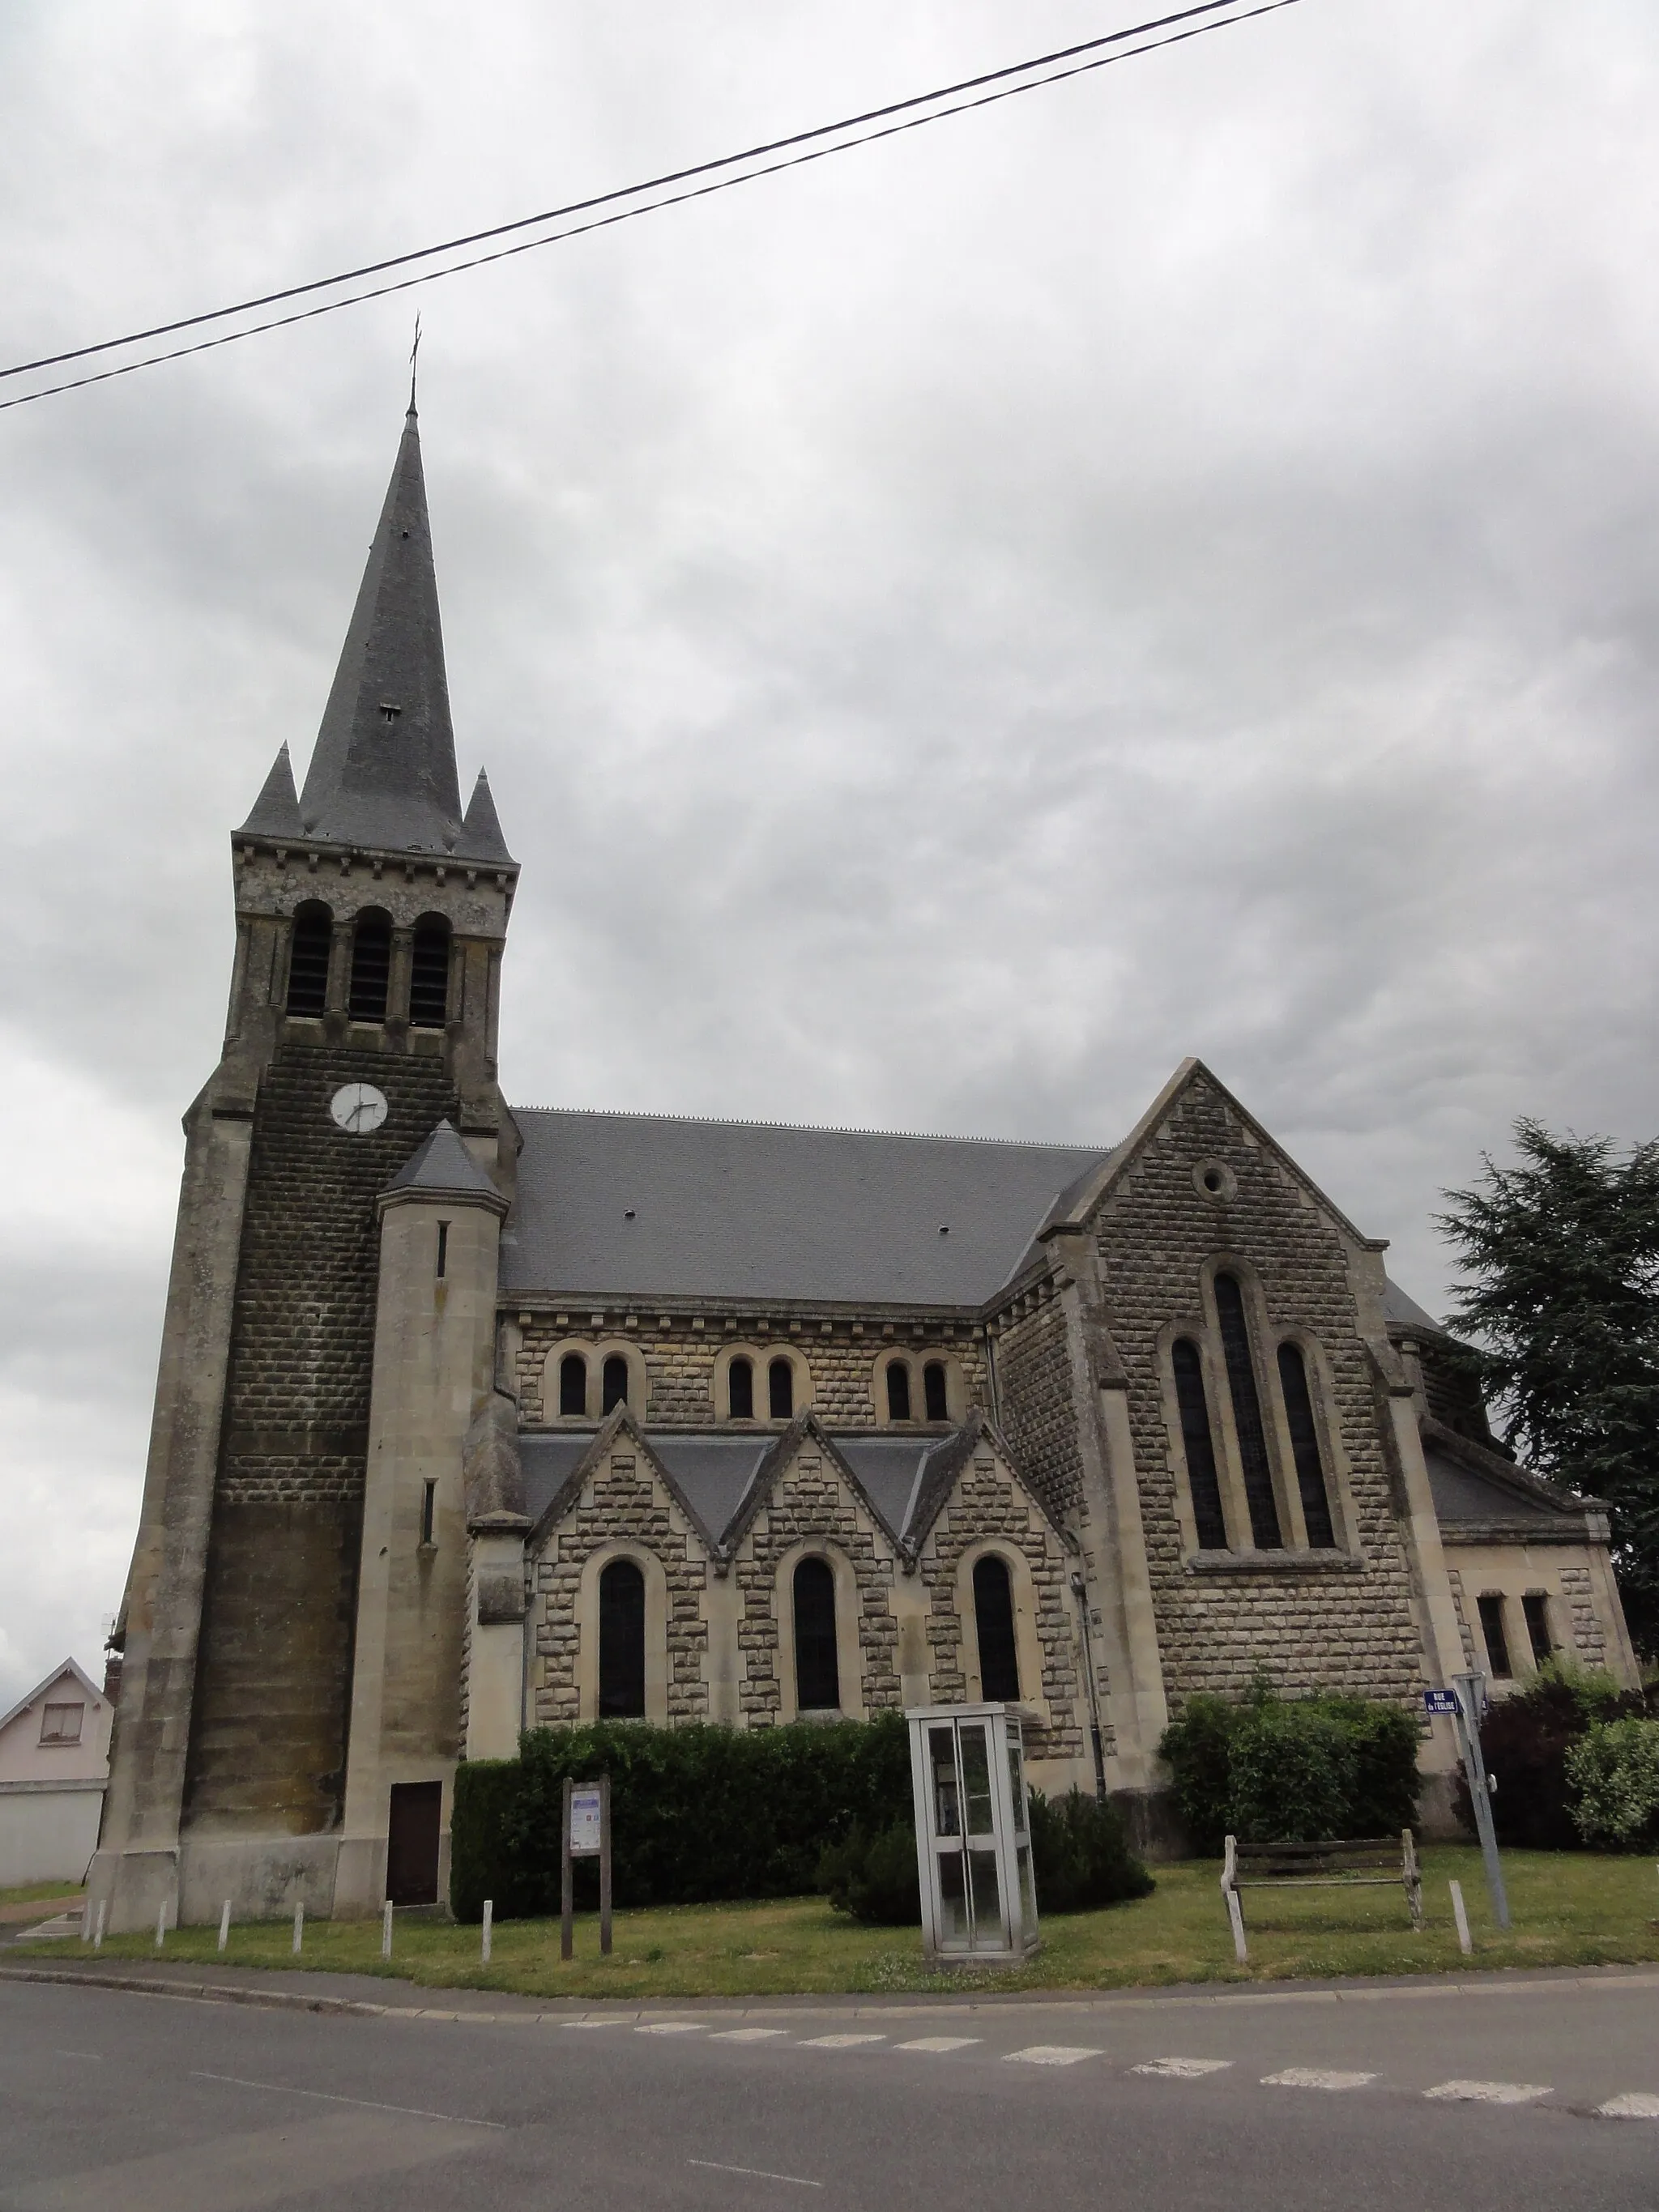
[559,1353,587,1417]
[1477,1594,1513,1679]
[728,1356,754,1421]
[769,1357,795,1420]
[39,1703,83,1745]
[923,1361,949,1422]
[408,914,451,1028]
[1522,1593,1554,1669]
[347,907,393,1021]
[285,901,332,1016]
[1213,1274,1282,1549]
[1172,1338,1229,1551]
[973,1554,1021,1702]
[1276,1343,1336,1548]
[793,1557,840,1711]
[598,1558,647,1718]
[602,1353,629,1415]
[886,1360,912,1422]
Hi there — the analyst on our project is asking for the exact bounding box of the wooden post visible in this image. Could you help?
[599,1774,613,1957]
[561,1776,574,1963]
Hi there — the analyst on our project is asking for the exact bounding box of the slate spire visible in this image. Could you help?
[237,739,302,838]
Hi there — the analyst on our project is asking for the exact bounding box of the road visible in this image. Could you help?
[2,1964,1657,2211]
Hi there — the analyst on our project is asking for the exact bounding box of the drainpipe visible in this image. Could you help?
[1071,1570,1108,1802]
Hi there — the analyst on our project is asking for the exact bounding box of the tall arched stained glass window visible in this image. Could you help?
[598,1558,646,1718]
[1172,1339,1229,1551]
[1277,1343,1336,1548]
[1213,1274,1282,1549]
[973,1554,1021,1702]
[793,1557,839,1711]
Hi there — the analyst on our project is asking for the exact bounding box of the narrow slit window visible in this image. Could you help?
[793,1557,839,1711]
[1172,1339,1230,1551]
[420,1480,437,1546]
[559,1353,587,1418]
[923,1360,949,1422]
[886,1360,912,1421]
[973,1554,1021,1702]
[1477,1593,1513,1679]
[285,902,332,1017]
[1521,1592,1554,1668]
[408,914,451,1028]
[1276,1343,1336,1547]
[602,1353,629,1415]
[598,1558,647,1718]
[435,1221,449,1280]
[347,908,393,1021]
[1213,1274,1283,1549]
[728,1356,754,1421]
[769,1357,794,1420]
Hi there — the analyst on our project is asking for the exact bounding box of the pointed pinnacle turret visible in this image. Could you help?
[237,740,302,838]
[460,767,514,864]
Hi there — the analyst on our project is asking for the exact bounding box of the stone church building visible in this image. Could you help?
[90,411,1638,1930]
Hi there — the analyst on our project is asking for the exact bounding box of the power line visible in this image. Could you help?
[1,0,1304,414]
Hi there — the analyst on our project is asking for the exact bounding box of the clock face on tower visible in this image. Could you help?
[330,1082,389,1135]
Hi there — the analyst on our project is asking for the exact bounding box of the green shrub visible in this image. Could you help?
[1566,1718,1659,1848]
[1159,1687,1421,1851]
[1158,1694,1236,1856]
[1028,1786,1154,1910]
[817,1822,921,1924]
[1450,1664,1645,1850]
[1226,1703,1356,1844]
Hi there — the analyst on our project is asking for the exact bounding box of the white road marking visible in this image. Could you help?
[1132,2057,1233,2078]
[709,2027,790,2043]
[1262,2068,1376,2091]
[1004,2045,1102,2067]
[1424,2080,1550,2106]
[689,2161,822,2188]
[189,2071,505,2128]
[895,2036,982,2053]
[1597,2093,1659,2120]
[561,2018,629,2030]
[800,2032,887,2049]
[637,2022,706,2035]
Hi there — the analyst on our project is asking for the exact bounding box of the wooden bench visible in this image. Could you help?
[1220,1832,1422,1961]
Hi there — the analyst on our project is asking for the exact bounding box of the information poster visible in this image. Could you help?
[569,1785,603,1856]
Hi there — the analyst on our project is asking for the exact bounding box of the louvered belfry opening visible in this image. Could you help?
[347,908,393,1021]
[973,1554,1021,1702]
[408,914,451,1027]
[793,1557,839,1711]
[598,1558,647,1718]
[285,902,332,1016]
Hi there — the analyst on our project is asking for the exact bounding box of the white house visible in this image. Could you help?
[0,1659,112,1888]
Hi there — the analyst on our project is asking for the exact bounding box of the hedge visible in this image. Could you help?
[1158,1685,1421,1852]
[451,1714,913,1921]
[1450,1664,1654,1849]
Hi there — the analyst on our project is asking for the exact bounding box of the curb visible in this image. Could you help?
[0,1966,393,2018]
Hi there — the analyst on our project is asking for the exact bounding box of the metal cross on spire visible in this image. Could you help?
[408,314,422,413]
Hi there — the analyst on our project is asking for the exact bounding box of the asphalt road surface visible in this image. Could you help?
[2,1967,1657,2212]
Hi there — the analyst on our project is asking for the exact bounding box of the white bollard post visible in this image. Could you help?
[481,1899,493,1964]
[155,1902,167,1950]
[93,1901,107,1950]
[1449,1879,1473,1956]
[219,1900,232,1953]
[292,1901,304,1955]
[1226,1890,1247,1965]
[382,1899,394,1961]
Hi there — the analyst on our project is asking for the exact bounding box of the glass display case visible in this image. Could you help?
[906,1703,1039,1966]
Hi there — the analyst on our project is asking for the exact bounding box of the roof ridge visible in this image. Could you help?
[507,1102,1111,1153]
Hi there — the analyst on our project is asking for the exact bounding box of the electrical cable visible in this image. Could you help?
[1,0,1304,413]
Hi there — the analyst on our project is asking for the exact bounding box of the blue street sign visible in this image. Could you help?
[1423,1688,1461,1715]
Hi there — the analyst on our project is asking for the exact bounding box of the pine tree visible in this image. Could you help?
[1437,1121,1659,1659]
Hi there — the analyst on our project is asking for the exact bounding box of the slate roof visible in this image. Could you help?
[1383,1278,1448,1336]
[384,1119,506,1204]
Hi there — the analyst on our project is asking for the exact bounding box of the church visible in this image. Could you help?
[89,408,1639,1931]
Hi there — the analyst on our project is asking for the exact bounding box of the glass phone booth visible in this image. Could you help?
[906,1703,1039,1967]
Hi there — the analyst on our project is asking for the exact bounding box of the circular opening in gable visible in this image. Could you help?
[1193,1160,1237,1202]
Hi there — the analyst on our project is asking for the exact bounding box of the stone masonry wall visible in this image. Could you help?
[1091,1075,1426,1707]
[992,1291,1083,1528]
[1559,1561,1610,1668]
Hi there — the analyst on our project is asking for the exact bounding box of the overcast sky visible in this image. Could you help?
[2,0,1655,1704]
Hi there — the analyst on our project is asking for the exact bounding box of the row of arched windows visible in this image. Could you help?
[885,1357,950,1424]
[284,901,452,1026]
[1171,1271,1337,1553]
[591,1550,1022,1718]
[728,1354,795,1421]
[542,1341,962,1427]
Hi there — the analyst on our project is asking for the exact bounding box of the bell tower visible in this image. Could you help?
[92,405,518,1932]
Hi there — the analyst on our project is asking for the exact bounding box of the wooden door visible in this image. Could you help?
[386,1780,443,1906]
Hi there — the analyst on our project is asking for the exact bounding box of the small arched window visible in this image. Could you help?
[923,1361,949,1422]
[1172,1339,1229,1551]
[409,914,451,1029]
[793,1557,839,1711]
[728,1356,754,1421]
[559,1353,587,1418]
[769,1357,794,1421]
[602,1353,629,1416]
[597,1558,646,1718]
[885,1360,911,1422]
[1277,1343,1336,1548]
[348,908,393,1021]
[1213,1273,1282,1549]
[973,1554,1021,1702]
[286,902,332,1017]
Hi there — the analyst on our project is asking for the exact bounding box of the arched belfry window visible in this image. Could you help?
[769,1357,795,1421]
[886,1361,911,1422]
[1172,1339,1229,1551]
[597,1559,646,1718]
[286,902,332,1017]
[559,1353,587,1418]
[973,1554,1021,1702]
[409,914,451,1029]
[1277,1343,1337,1548]
[348,908,393,1021]
[602,1353,629,1416]
[728,1356,754,1421]
[923,1361,949,1422]
[1213,1273,1283,1549]
[793,1557,839,1711]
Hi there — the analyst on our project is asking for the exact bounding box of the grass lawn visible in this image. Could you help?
[40,1848,1659,2000]
[0,1882,83,1924]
